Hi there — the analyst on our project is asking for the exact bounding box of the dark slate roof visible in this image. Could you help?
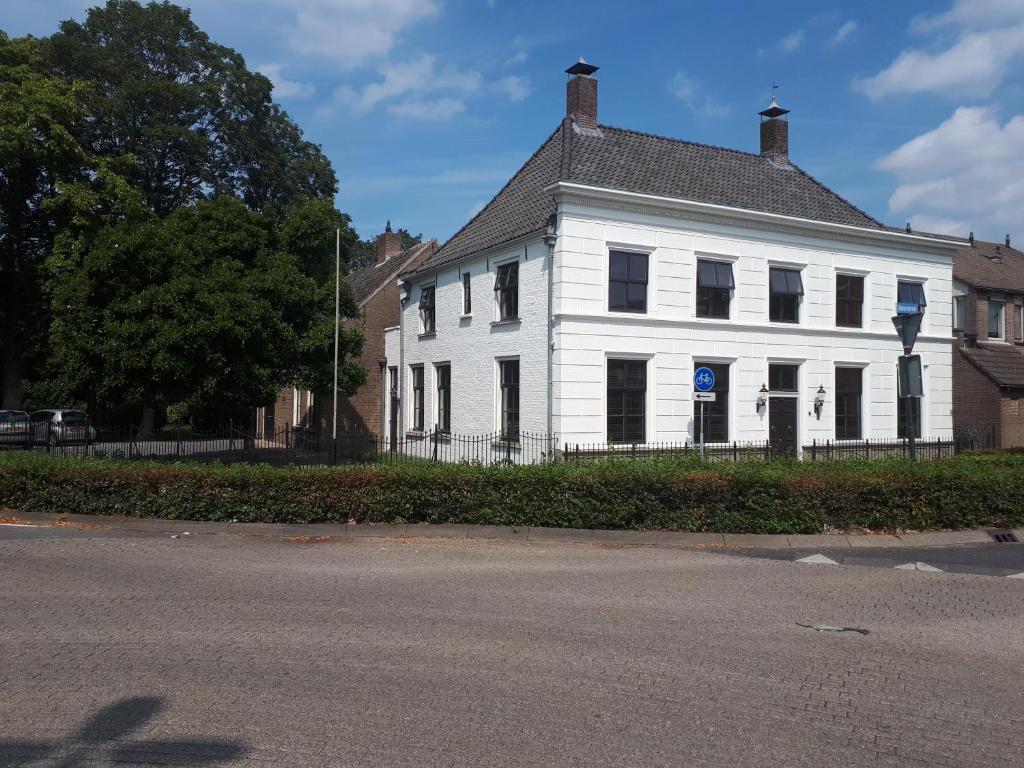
[953,239,1024,294]
[348,241,435,305]
[416,120,884,274]
[961,344,1024,388]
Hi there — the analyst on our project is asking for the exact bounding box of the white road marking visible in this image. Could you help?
[895,561,944,572]
[796,554,840,565]
[1007,572,1024,579]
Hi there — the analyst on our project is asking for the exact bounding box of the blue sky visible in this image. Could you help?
[6,0,1024,244]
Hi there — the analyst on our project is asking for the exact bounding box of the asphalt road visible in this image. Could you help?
[714,542,1024,577]
[2,526,1022,767]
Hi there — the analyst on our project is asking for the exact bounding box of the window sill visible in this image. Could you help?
[491,318,521,327]
[608,309,649,316]
[768,320,800,325]
[492,438,521,449]
[835,324,864,331]
[417,332,437,340]
[459,314,472,320]
[406,430,427,439]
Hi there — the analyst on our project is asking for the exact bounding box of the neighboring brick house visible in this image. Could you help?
[257,226,436,440]
[952,236,1024,448]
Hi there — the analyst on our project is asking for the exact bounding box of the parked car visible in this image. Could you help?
[0,410,31,448]
[30,409,97,446]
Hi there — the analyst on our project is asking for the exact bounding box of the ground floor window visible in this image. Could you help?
[607,359,646,443]
[694,362,729,443]
[499,359,519,439]
[411,366,424,431]
[835,367,862,440]
[435,364,451,433]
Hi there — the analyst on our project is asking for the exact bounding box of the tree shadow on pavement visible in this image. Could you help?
[0,696,246,766]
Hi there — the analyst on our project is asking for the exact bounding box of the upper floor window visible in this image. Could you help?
[769,267,803,323]
[494,262,519,321]
[436,364,451,433]
[696,260,734,319]
[1015,303,1023,341]
[462,273,472,315]
[988,300,1005,339]
[836,274,864,328]
[607,359,646,444]
[418,286,435,335]
[609,250,648,313]
[411,366,425,431]
[897,281,927,314]
[953,295,967,331]
[499,359,520,439]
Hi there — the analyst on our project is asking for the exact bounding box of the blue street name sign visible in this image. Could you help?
[896,302,919,315]
[694,367,716,392]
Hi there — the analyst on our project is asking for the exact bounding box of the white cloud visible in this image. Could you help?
[257,63,315,99]
[668,71,729,118]
[333,53,480,114]
[495,75,530,102]
[285,0,439,68]
[878,106,1024,237]
[504,50,528,66]
[856,1,1024,99]
[388,98,466,121]
[779,30,805,53]
[908,214,970,236]
[831,20,859,45]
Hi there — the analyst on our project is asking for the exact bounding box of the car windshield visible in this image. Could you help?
[61,411,89,425]
[0,411,28,423]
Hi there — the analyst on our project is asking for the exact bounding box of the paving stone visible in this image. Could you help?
[527,527,593,543]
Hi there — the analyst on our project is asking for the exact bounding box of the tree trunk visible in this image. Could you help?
[0,335,23,410]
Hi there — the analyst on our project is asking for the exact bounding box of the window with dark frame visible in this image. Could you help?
[693,362,729,443]
[953,295,967,331]
[499,360,519,439]
[988,300,1005,339]
[607,359,646,444]
[696,260,734,319]
[768,363,798,392]
[411,366,424,431]
[608,251,649,313]
[836,274,864,328]
[897,395,921,439]
[897,281,927,313]
[1016,304,1023,341]
[462,273,471,315]
[835,367,862,440]
[436,364,451,433]
[418,286,435,334]
[494,262,519,321]
[769,267,803,323]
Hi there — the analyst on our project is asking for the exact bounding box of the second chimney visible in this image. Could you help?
[565,58,599,130]
[758,96,790,163]
[377,220,402,264]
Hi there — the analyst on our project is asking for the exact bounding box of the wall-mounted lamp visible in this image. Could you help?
[814,385,826,420]
[755,383,768,414]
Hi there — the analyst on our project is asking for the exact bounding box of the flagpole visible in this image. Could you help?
[332,227,340,456]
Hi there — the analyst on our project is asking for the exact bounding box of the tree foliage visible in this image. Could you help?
[48,196,364,422]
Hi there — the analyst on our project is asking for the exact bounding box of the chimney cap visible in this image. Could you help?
[759,95,789,120]
[566,58,599,77]
[1006,233,1011,247]
[385,219,392,233]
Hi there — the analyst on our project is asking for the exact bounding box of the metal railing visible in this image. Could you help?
[802,437,954,461]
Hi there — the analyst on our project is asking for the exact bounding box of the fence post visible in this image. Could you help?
[733,441,738,462]
[176,425,182,457]
[229,419,234,452]
[811,438,816,462]
[764,440,769,461]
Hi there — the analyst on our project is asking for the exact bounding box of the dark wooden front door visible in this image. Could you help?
[769,397,798,456]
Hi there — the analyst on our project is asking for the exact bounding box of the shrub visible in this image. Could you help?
[0,452,1021,533]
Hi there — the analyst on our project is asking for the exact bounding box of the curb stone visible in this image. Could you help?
[0,510,1013,550]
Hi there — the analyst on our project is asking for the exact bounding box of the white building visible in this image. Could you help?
[386,61,961,458]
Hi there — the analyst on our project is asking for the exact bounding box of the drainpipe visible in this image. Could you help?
[543,215,558,452]
[398,278,409,438]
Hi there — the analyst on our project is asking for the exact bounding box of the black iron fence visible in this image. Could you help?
[0,414,973,466]
[802,438,954,461]
[953,423,996,452]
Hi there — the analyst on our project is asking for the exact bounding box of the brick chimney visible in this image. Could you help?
[376,220,402,264]
[565,58,599,130]
[758,95,790,163]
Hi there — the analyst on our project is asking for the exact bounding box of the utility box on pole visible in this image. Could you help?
[898,355,924,398]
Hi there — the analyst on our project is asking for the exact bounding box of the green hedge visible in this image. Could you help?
[1,452,1022,534]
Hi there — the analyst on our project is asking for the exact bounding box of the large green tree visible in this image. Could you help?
[45,0,336,216]
[0,32,87,408]
[47,195,364,424]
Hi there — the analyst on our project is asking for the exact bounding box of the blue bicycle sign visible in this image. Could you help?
[694,367,716,392]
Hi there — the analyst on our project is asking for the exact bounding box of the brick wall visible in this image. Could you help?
[952,347,1003,445]
[1000,389,1024,447]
